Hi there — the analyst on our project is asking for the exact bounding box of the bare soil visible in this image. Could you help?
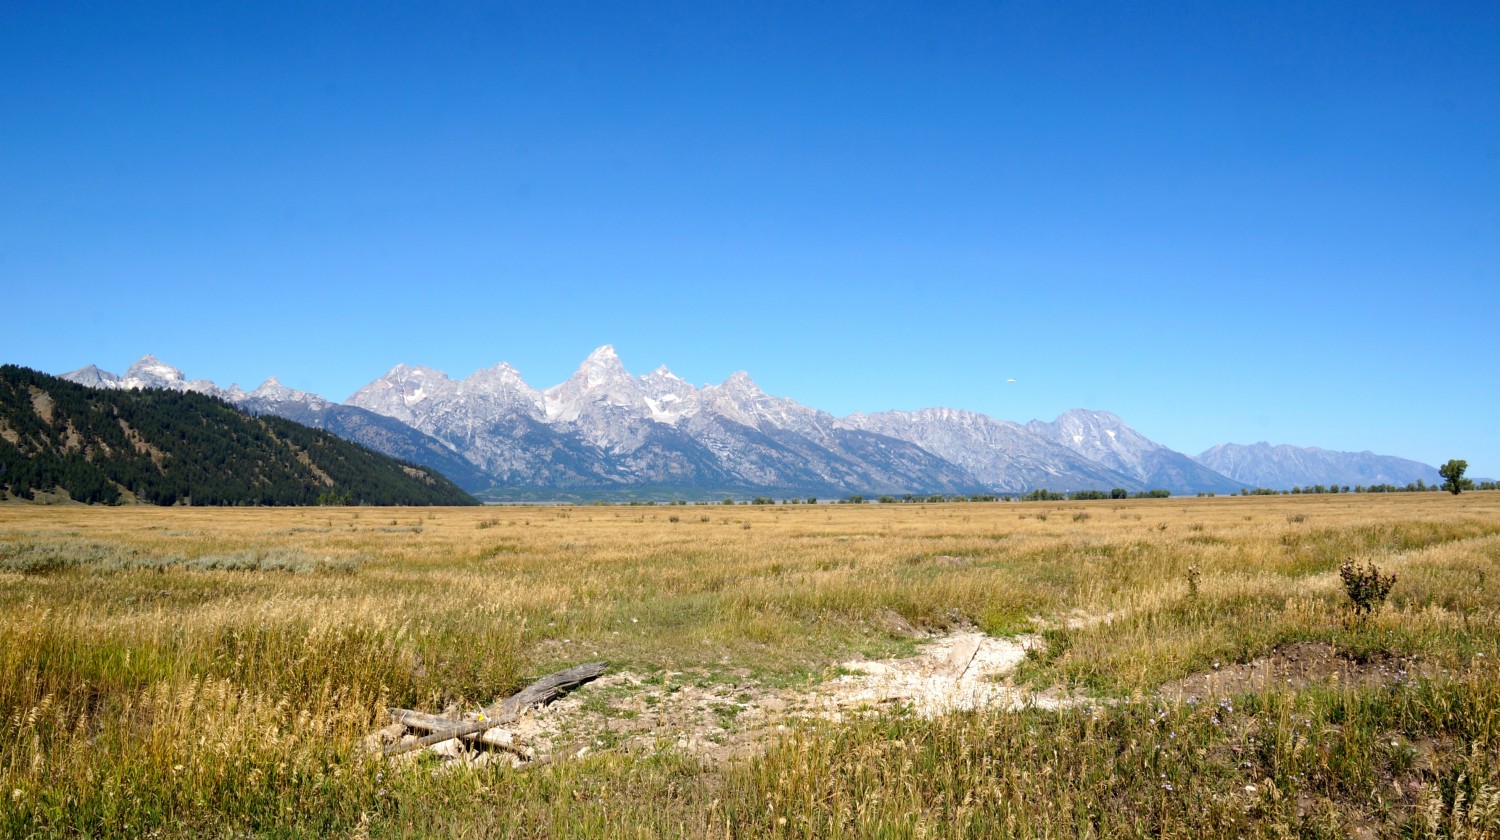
[379,629,1069,767]
[1159,641,1423,702]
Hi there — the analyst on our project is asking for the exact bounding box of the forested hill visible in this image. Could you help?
[0,365,478,506]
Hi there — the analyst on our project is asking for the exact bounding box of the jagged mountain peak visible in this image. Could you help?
[719,371,761,393]
[568,344,625,374]
[124,354,186,384]
[551,346,636,389]
[573,345,631,380]
[60,364,122,389]
[1050,408,1129,429]
[343,364,456,424]
[900,406,1006,426]
[642,365,681,382]
[248,376,326,407]
[381,363,451,382]
[542,346,649,425]
[463,361,533,388]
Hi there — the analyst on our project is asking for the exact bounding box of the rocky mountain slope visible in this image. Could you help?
[1025,410,1245,496]
[840,408,1147,494]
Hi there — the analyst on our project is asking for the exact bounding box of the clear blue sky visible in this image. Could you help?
[3,2,1497,475]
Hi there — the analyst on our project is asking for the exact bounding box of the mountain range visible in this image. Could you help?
[57,348,1445,500]
[1196,442,1441,490]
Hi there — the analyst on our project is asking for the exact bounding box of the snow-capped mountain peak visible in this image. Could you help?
[636,365,698,423]
[576,345,632,387]
[543,346,646,422]
[123,354,187,388]
[456,362,544,413]
[343,365,455,425]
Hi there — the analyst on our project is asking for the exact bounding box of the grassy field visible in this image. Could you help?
[2,492,1498,837]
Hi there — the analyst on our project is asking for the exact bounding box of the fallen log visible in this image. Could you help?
[383,661,607,757]
[387,708,529,757]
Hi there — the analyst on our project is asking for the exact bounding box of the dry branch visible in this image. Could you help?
[383,661,607,757]
[387,708,529,757]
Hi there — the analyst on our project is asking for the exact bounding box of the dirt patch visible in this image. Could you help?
[813,631,1058,718]
[1160,642,1422,702]
[379,630,1065,768]
[29,388,54,424]
[516,632,1059,765]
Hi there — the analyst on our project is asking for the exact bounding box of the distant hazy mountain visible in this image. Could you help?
[57,347,1443,500]
[2,365,477,506]
[1025,409,1244,496]
[1195,442,1443,490]
[840,407,1146,494]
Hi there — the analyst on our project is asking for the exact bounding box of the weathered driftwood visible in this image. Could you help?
[387,708,529,756]
[383,661,607,757]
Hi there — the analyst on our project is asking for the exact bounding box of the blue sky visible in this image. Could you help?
[3,2,1497,475]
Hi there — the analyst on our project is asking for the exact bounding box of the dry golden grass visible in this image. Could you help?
[2,492,1498,836]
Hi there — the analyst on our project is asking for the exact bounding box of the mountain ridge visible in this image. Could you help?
[56,348,1446,500]
[1195,441,1443,491]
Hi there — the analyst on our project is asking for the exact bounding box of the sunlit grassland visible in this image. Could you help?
[2,492,1498,837]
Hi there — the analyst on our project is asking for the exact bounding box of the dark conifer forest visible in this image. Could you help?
[0,365,477,506]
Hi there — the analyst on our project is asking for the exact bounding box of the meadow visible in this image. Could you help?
[2,492,1498,837]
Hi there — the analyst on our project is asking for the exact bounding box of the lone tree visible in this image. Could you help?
[1439,459,1472,495]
